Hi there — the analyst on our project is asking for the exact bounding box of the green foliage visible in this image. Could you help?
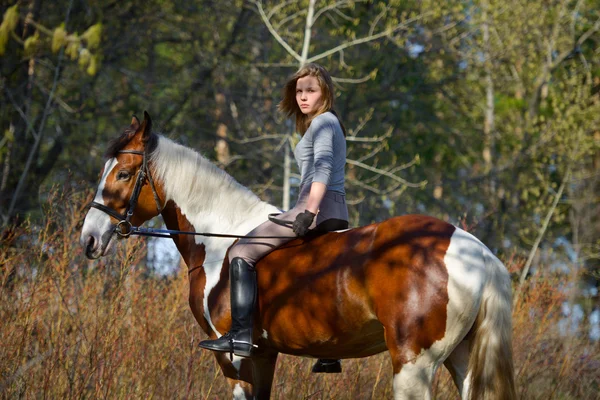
[0,0,598,278]
[23,31,39,55]
[0,5,19,55]
[81,23,102,50]
[51,25,67,53]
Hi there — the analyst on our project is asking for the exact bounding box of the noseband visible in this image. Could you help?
[88,149,163,237]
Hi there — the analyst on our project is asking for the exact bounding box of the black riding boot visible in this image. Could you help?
[311,359,342,373]
[198,257,257,358]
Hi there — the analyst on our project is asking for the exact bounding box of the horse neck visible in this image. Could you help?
[151,136,279,262]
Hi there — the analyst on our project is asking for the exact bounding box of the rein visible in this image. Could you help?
[88,149,298,239]
[128,214,294,240]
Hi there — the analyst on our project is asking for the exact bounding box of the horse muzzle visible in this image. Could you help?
[80,222,118,259]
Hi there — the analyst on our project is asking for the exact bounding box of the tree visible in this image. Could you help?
[241,0,428,222]
[0,2,101,227]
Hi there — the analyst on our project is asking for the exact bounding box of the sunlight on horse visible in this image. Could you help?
[80,112,516,400]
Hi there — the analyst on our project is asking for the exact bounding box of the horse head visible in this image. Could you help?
[80,111,164,259]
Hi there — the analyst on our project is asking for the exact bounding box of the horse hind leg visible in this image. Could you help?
[443,339,471,400]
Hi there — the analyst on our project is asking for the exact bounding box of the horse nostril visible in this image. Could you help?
[86,236,96,252]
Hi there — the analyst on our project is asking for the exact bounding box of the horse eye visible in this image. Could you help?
[116,170,131,181]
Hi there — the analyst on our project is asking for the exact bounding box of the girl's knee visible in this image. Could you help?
[228,245,243,262]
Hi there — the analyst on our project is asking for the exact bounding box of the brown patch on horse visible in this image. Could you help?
[367,215,454,369]
[206,247,235,336]
[160,202,214,333]
[252,215,455,362]
[97,150,164,226]
[160,202,206,268]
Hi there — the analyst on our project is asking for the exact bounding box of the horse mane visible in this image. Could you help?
[149,134,265,223]
[104,126,158,158]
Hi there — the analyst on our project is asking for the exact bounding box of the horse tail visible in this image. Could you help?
[468,249,516,400]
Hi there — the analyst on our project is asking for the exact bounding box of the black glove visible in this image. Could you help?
[293,210,316,236]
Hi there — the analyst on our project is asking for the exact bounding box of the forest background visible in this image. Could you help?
[1,0,599,398]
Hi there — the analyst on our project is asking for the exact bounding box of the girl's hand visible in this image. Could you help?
[293,210,316,236]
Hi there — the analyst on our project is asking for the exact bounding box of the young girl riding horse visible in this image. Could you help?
[199,63,348,372]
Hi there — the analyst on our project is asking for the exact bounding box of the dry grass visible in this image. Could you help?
[1,186,598,399]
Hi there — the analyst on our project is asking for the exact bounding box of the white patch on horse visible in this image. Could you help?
[232,383,246,400]
[80,158,119,250]
[262,330,268,339]
[149,137,279,336]
[95,158,118,205]
[391,228,490,400]
[445,228,487,334]
[393,361,437,399]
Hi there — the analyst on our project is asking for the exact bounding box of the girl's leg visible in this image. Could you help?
[199,205,307,357]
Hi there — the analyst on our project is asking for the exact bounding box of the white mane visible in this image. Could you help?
[150,135,275,232]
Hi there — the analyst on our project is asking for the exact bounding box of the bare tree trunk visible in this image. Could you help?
[481,0,499,248]
[482,0,494,193]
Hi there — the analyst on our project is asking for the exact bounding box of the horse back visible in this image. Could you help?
[255,214,457,358]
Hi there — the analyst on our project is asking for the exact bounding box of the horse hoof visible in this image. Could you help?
[311,359,342,373]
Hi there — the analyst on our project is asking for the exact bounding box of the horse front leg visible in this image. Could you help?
[214,351,278,400]
[250,351,278,399]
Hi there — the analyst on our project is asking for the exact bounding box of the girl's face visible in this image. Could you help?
[296,75,323,117]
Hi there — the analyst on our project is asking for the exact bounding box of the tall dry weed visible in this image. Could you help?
[1,185,598,399]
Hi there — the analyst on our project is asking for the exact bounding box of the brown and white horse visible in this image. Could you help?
[80,112,516,400]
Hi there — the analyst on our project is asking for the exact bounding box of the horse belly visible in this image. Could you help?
[261,314,387,359]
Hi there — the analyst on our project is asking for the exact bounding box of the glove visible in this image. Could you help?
[293,210,316,237]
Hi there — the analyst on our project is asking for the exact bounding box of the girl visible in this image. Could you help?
[199,64,348,373]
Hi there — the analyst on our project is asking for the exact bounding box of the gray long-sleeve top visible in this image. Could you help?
[294,111,346,195]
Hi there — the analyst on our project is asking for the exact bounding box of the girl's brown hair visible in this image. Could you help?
[278,63,346,136]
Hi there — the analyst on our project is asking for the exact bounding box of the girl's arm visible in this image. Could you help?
[305,181,327,214]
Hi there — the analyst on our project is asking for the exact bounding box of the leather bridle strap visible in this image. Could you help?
[88,201,126,221]
[88,149,164,237]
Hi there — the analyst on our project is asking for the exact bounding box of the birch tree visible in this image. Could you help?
[248,0,428,211]
[430,0,600,262]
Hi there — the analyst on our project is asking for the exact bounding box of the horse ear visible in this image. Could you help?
[140,111,152,140]
[130,115,141,131]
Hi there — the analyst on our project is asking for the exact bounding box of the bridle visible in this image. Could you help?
[88,149,164,238]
